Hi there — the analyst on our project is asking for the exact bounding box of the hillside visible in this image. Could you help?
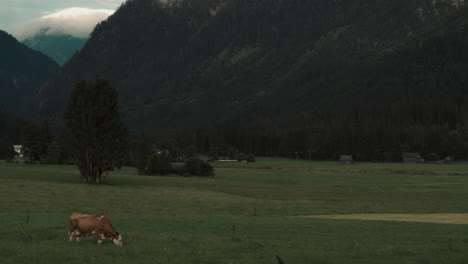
[0,30,59,116]
[36,0,468,144]
[0,107,26,143]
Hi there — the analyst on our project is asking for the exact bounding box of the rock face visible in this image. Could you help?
[37,0,468,133]
[0,30,59,116]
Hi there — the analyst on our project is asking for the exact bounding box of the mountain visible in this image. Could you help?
[22,29,87,65]
[37,0,468,134]
[0,30,59,116]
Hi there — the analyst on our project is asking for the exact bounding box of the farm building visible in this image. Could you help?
[437,156,454,164]
[339,155,353,165]
[403,152,424,164]
[13,145,23,158]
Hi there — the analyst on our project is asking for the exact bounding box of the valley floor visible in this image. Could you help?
[1,159,468,263]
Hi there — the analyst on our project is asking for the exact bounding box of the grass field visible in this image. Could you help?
[1,158,468,263]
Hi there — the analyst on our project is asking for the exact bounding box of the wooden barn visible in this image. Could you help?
[403,152,424,164]
[339,155,353,165]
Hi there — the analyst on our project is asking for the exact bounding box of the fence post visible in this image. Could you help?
[232,224,236,240]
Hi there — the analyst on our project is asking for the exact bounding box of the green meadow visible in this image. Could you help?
[1,158,468,263]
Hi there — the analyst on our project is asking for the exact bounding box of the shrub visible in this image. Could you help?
[183,145,198,160]
[246,154,256,162]
[228,147,238,160]
[184,157,214,177]
[424,152,440,162]
[146,152,173,175]
[130,136,151,175]
[44,142,61,164]
[237,153,247,162]
[0,140,15,160]
[208,152,218,162]
[173,165,188,176]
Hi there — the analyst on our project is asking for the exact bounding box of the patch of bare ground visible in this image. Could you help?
[298,213,468,225]
[212,164,468,176]
[301,168,468,176]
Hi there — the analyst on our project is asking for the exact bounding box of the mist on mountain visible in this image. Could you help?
[22,29,87,65]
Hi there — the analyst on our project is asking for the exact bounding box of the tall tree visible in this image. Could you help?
[23,123,48,163]
[45,141,61,164]
[64,80,128,183]
[0,139,15,160]
[129,134,151,174]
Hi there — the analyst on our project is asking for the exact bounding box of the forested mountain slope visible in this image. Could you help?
[0,30,59,116]
[0,107,26,144]
[37,0,468,135]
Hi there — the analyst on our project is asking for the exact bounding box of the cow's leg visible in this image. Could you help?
[68,230,73,242]
[96,233,105,244]
[69,220,78,242]
[74,231,81,242]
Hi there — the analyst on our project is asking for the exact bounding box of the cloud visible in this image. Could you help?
[9,7,115,40]
[0,0,124,29]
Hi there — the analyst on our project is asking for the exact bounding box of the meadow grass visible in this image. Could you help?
[1,158,468,263]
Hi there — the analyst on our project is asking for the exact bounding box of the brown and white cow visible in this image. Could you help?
[68,213,123,246]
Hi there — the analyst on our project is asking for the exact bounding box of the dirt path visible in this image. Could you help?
[298,213,468,225]
[212,164,468,176]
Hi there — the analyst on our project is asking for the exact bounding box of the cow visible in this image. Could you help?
[68,213,123,246]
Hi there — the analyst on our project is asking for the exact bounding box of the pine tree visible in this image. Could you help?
[146,152,173,176]
[64,80,128,184]
[130,134,151,175]
[0,139,15,160]
[45,141,61,164]
[23,123,48,163]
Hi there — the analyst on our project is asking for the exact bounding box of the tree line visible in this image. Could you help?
[9,115,467,166]
[150,119,468,163]
[1,80,215,183]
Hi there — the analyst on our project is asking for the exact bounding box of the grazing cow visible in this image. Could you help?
[68,213,123,246]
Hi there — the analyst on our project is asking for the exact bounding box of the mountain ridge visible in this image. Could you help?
[36,0,468,133]
[0,29,59,116]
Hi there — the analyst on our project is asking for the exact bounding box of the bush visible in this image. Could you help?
[184,157,214,177]
[129,136,151,175]
[0,140,15,160]
[246,154,256,162]
[183,145,198,160]
[424,152,440,162]
[146,153,173,175]
[237,153,247,162]
[173,165,188,176]
[228,147,238,160]
[208,152,218,162]
[43,142,61,164]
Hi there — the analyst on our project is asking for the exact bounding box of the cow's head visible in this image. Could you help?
[112,232,123,247]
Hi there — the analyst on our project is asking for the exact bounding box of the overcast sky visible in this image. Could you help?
[0,0,126,39]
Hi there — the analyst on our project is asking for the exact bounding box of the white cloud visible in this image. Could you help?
[0,0,125,35]
[9,7,115,40]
